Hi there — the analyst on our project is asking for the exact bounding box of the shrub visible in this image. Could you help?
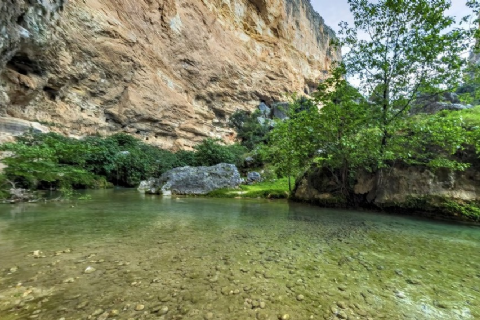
[0,132,247,190]
[194,138,246,167]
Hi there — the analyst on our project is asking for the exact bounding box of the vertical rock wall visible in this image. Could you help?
[0,0,340,149]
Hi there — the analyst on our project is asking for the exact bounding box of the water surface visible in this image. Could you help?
[0,189,479,319]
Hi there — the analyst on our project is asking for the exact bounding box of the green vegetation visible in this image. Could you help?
[0,132,246,194]
[228,109,270,150]
[193,138,246,167]
[255,0,480,218]
[259,96,320,191]
[206,177,290,199]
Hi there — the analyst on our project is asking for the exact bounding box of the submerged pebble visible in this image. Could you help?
[0,192,478,320]
[84,266,96,274]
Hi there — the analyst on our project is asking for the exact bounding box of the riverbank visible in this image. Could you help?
[206,178,290,199]
[293,165,480,223]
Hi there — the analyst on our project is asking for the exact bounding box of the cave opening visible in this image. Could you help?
[16,13,25,24]
[6,54,42,76]
[43,86,59,101]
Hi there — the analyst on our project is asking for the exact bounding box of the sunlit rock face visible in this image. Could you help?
[0,0,339,150]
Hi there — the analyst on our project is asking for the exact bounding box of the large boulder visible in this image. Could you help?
[139,163,242,195]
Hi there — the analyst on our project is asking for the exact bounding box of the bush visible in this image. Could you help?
[0,132,100,190]
[228,110,270,150]
[193,138,246,167]
[0,132,247,190]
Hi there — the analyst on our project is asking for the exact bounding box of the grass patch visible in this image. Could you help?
[206,177,290,199]
[438,105,480,127]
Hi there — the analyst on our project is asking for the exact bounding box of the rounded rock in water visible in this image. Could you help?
[84,266,96,274]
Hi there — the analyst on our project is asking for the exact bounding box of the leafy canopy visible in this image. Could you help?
[262,0,476,196]
[338,0,472,166]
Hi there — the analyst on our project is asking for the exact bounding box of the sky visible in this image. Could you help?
[310,0,475,34]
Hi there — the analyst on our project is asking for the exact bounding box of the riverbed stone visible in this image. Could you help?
[296,294,304,301]
[135,304,145,311]
[76,301,88,309]
[406,278,422,285]
[160,306,169,315]
[92,308,104,316]
[84,266,96,274]
[337,310,348,319]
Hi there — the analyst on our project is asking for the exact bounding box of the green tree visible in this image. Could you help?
[339,0,471,166]
[0,132,98,190]
[313,67,377,193]
[261,95,322,191]
[228,110,270,150]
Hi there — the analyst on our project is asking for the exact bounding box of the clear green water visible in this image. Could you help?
[0,189,479,320]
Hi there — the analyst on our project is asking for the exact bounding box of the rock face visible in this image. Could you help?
[294,164,480,221]
[139,163,242,195]
[410,92,472,115]
[0,117,49,143]
[0,0,339,150]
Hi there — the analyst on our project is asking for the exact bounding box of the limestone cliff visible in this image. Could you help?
[0,0,339,149]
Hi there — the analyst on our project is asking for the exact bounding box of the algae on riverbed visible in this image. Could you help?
[0,189,479,319]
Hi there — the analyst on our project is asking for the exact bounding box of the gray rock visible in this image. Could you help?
[258,102,271,117]
[137,178,160,194]
[256,116,275,127]
[84,266,96,274]
[272,102,289,119]
[411,92,472,114]
[244,156,255,167]
[247,172,262,184]
[444,92,460,104]
[139,163,242,195]
[413,102,473,114]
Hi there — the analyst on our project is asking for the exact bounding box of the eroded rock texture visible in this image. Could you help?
[293,164,480,222]
[138,163,242,195]
[0,0,339,149]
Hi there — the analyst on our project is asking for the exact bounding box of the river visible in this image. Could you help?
[0,189,479,319]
